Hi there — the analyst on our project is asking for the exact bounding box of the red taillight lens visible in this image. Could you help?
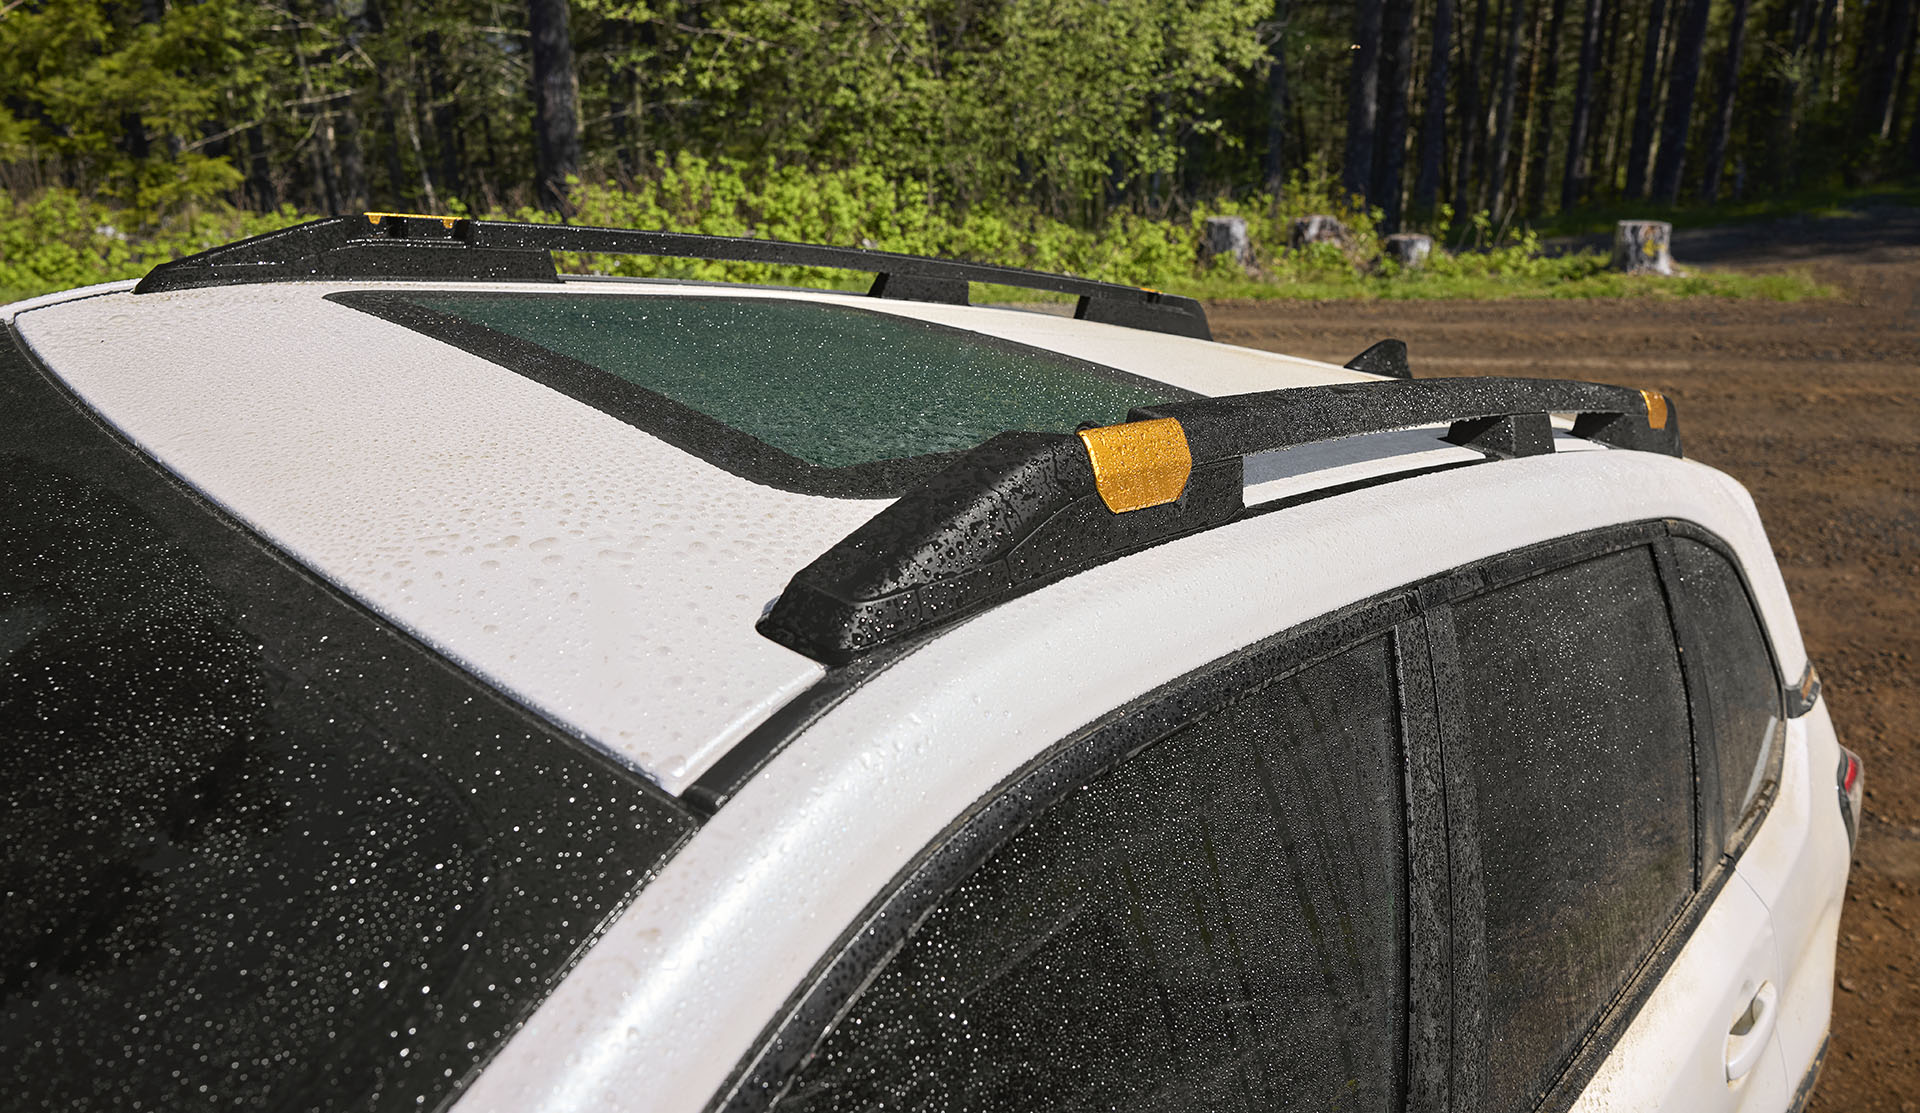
[1837,746,1864,851]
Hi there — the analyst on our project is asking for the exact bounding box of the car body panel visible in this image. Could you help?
[10,280,1364,792]
[13,284,875,792]
[449,445,1807,1113]
[7,270,1844,1113]
[1736,699,1849,1090]
[1570,871,1789,1113]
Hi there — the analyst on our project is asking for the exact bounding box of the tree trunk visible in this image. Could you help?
[245,124,277,210]
[1594,0,1628,187]
[1700,0,1753,200]
[1265,0,1292,191]
[1525,0,1570,215]
[1374,0,1417,228]
[529,0,583,212]
[1650,0,1713,203]
[1486,0,1529,217]
[1454,0,1493,218]
[1859,0,1919,142]
[424,30,465,202]
[1561,0,1604,208]
[1625,0,1671,197]
[1346,0,1386,201]
[1413,0,1456,216]
[335,103,370,211]
[1809,0,1840,102]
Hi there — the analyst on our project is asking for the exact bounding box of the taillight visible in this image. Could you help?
[1836,746,1864,852]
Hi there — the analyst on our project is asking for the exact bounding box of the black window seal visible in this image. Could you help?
[704,589,1434,1113]
[325,289,1193,500]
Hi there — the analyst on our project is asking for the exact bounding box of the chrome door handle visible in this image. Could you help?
[1725,981,1779,1082]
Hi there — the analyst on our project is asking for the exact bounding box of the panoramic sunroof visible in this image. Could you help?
[331,291,1190,498]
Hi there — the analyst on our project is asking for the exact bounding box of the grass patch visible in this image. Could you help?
[0,165,1847,308]
[1170,258,1836,301]
[1543,182,1920,238]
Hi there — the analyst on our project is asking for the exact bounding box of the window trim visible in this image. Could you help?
[707,591,1438,1113]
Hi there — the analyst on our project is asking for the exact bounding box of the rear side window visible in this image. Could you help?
[1452,547,1694,1113]
[1,337,697,1112]
[770,637,1408,1112]
[1668,538,1782,843]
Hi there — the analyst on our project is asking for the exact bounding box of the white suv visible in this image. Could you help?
[0,215,1861,1113]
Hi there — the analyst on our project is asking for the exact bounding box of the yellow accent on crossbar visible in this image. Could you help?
[1641,390,1670,430]
[1077,417,1193,513]
[365,211,461,229]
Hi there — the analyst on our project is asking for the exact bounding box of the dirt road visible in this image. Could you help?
[1208,206,1920,1110]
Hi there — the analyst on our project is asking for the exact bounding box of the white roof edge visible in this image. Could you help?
[2,278,140,323]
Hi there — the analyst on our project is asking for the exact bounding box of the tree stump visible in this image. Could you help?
[1612,220,1676,275]
[1383,233,1434,270]
[1290,215,1348,250]
[1201,216,1252,269]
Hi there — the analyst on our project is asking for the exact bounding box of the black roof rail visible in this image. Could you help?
[133,213,1213,341]
[758,375,1681,664]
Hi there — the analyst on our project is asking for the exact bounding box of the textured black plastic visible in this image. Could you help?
[1445,412,1556,458]
[757,433,1242,663]
[762,376,1682,664]
[1072,291,1214,340]
[1136,376,1681,461]
[133,215,1213,341]
[1344,337,1413,378]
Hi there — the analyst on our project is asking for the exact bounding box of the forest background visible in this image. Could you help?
[4,0,1918,301]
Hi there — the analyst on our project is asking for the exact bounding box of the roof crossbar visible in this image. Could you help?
[133,213,1214,341]
[758,375,1681,664]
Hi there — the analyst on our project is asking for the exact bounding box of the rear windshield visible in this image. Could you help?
[1,332,698,1112]
[331,291,1188,497]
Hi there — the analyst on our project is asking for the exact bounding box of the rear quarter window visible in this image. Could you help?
[1667,537,1783,847]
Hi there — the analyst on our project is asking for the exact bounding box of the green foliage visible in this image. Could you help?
[1,0,253,216]
[0,158,1834,306]
[574,0,1269,213]
[0,188,306,304]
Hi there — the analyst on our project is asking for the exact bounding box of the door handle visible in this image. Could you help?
[1724,981,1778,1082]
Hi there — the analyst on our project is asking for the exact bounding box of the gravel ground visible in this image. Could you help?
[1206,204,1920,1110]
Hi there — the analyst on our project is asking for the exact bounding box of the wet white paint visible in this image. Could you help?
[456,446,1812,1113]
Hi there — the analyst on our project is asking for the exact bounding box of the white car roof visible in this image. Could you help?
[11,278,1371,793]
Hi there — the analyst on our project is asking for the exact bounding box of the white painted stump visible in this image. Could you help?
[1612,220,1676,276]
[1290,215,1348,250]
[1383,233,1434,270]
[1201,216,1252,269]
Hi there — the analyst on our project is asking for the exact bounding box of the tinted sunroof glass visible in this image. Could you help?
[389,293,1180,470]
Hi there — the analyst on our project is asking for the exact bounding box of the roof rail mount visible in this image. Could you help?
[134,213,1213,341]
[759,375,1681,665]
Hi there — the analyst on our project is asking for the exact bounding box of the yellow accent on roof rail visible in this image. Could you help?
[1077,417,1193,513]
[1641,390,1670,430]
[365,211,461,229]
